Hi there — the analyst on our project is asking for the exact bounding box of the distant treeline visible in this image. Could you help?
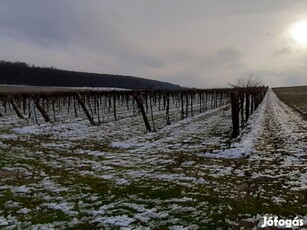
[0,61,181,90]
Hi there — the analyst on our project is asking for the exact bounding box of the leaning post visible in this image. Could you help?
[230,91,240,138]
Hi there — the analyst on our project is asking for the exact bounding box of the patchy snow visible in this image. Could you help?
[110,141,139,149]
[86,151,106,157]
[11,185,32,194]
[17,208,31,214]
[109,106,232,155]
[43,202,78,216]
[0,216,9,226]
[92,215,135,227]
[5,201,21,208]
[0,88,306,228]
[13,125,43,135]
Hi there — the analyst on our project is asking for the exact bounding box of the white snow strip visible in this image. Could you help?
[201,91,268,159]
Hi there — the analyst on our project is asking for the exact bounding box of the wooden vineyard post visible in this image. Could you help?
[145,95,149,113]
[113,94,117,121]
[198,92,204,113]
[149,95,156,132]
[240,92,244,127]
[205,93,208,111]
[159,92,161,111]
[185,93,189,118]
[34,97,51,122]
[73,97,78,118]
[76,93,96,126]
[230,91,240,138]
[108,95,112,113]
[101,95,106,122]
[95,96,101,124]
[190,92,193,117]
[67,96,71,115]
[245,92,250,122]
[132,98,136,116]
[3,98,7,114]
[30,99,39,124]
[126,94,130,110]
[22,97,27,114]
[214,91,218,108]
[255,93,260,110]
[163,93,166,110]
[134,94,151,132]
[0,97,3,117]
[181,92,184,119]
[10,97,25,119]
[51,98,57,121]
[87,96,94,118]
[251,93,255,115]
[166,92,171,125]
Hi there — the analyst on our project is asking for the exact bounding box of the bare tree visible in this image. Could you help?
[228,75,265,138]
[229,75,264,88]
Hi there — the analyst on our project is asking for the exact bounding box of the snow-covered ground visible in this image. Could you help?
[0,89,306,229]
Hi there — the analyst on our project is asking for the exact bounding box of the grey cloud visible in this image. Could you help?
[0,1,126,52]
[145,47,247,87]
[171,47,242,70]
[0,1,78,44]
[273,47,293,57]
[0,1,307,87]
[0,0,165,70]
[216,48,242,67]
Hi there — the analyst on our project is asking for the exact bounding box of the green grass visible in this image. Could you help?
[1,142,307,228]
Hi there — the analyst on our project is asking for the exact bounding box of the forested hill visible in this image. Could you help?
[0,61,182,90]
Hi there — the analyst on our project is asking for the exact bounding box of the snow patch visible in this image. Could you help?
[91,215,135,227]
[13,125,43,135]
[12,185,31,194]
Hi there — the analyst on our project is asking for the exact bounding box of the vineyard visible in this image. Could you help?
[0,86,268,138]
[1,86,306,229]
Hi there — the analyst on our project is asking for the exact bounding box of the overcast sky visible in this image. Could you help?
[1,0,307,87]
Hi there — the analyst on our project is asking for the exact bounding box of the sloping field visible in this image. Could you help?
[273,86,307,120]
[0,89,306,229]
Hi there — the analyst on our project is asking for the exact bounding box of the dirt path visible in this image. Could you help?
[249,90,307,186]
[227,90,307,227]
[257,89,306,153]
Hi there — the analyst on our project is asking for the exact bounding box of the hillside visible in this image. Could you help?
[0,61,181,90]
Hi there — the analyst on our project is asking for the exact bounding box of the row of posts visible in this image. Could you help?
[0,87,267,138]
[230,86,268,138]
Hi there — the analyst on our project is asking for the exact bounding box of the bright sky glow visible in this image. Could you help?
[291,20,307,45]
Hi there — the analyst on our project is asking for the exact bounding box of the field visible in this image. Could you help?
[0,87,306,229]
[273,86,307,120]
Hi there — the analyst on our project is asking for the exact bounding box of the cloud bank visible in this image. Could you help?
[0,0,307,87]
